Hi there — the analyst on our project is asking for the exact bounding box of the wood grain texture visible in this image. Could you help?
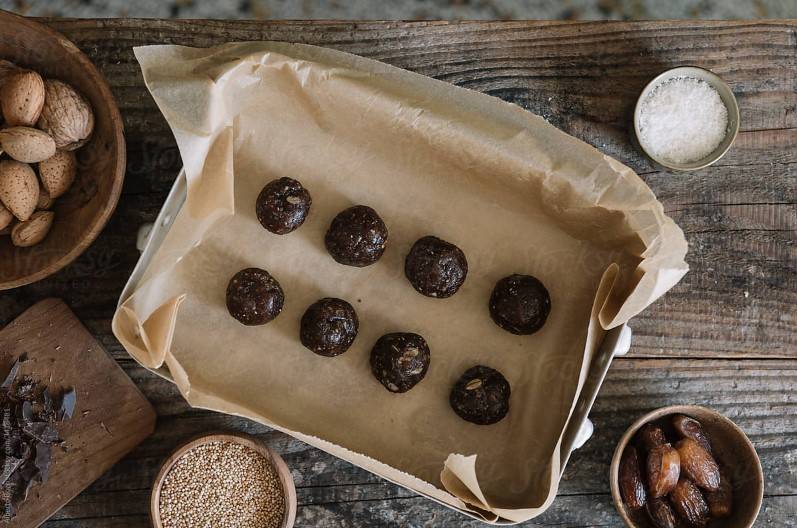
[0,18,791,527]
[26,358,797,527]
[0,299,155,527]
[0,12,126,290]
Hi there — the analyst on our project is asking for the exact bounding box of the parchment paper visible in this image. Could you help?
[113,42,688,523]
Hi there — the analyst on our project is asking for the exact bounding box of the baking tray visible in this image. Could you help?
[120,169,632,524]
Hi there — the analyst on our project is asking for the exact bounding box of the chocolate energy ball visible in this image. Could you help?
[300,298,359,357]
[325,205,388,267]
[489,274,551,335]
[256,177,312,235]
[370,333,430,393]
[225,268,285,326]
[450,366,511,425]
[404,236,468,298]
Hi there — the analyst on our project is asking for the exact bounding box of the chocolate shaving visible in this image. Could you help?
[34,443,50,482]
[0,457,23,487]
[0,356,23,390]
[20,401,33,423]
[59,389,76,421]
[0,357,75,519]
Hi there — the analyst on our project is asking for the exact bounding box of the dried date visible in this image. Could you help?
[619,445,646,510]
[646,497,678,528]
[705,467,733,518]
[676,438,720,491]
[670,478,710,527]
[638,423,667,452]
[673,414,713,454]
[646,443,680,498]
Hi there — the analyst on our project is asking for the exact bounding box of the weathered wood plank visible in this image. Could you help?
[41,490,797,527]
[1,20,793,359]
[33,357,795,527]
[0,18,790,526]
[76,359,796,493]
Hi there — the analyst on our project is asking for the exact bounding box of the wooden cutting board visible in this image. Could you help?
[1,298,156,527]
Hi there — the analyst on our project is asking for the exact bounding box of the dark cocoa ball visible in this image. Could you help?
[489,274,551,335]
[325,205,388,267]
[404,236,468,298]
[449,366,510,425]
[256,177,312,235]
[225,268,284,326]
[300,298,359,357]
[370,333,430,393]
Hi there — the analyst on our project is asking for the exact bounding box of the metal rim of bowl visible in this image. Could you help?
[609,404,763,528]
[633,65,740,172]
[150,432,297,528]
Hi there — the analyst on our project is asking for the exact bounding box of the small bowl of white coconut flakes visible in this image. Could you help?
[634,66,740,171]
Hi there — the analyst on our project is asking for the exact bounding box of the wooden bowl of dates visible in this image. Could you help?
[0,11,125,289]
[610,405,763,528]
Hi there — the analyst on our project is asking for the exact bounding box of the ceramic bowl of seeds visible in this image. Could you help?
[151,433,297,528]
[610,405,763,528]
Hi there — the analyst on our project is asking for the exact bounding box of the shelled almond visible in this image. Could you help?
[1,70,45,126]
[0,60,94,247]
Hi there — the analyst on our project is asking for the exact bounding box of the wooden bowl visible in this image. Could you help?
[0,11,125,289]
[151,432,297,528]
[610,405,763,528]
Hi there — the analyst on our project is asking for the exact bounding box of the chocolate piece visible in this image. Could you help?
[370,333,430,393]
[256,177,312,235]
[300,298,359,357]
[325,205,388,267]
[225,268,284,326]
[489,274,551,335]
[0,355,75,520]
[449,366,510,425]
[404,236,468,298]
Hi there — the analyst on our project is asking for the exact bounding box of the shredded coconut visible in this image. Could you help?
[638,76,729,164]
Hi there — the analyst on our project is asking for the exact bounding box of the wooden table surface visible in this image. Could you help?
[0,19,794,527]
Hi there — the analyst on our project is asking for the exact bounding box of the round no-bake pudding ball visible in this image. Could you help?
[324,205,388,267]
[300,298,359,357]
[489,274,551,335]
[450,365,511,425]
[370,333,430,393]
[404,235,468,298]
[256,176,312,235]
[226,267,285,325]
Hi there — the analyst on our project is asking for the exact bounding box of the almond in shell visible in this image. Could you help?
[37,80,94,150]
[0,126,56,163]
[39,149,76,199]
[1,70,45,127]
[0,60,22,88]
[0,202,13,230]
[37,186,54,210]
[0,160,39,221]
[11,210,53,247]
